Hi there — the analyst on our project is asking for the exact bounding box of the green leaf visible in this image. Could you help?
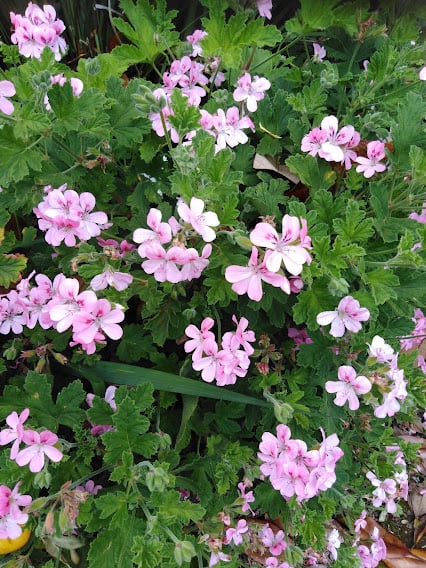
[117,324,154,363]
[148,490,206,523]
[391,93,426,171]
[54,380,86,429]
[112,0,179,65]
[88,519,143,568]
[132,536,164,568]
[201,8,281,68]
[0,127,44,186]
[168,89,202,139]
[363,268,399,304]
[102,394,158,464]
[72,361,270,407]
[96,492,132,527]
[286,154,336,192]
[333,199,374,243]
[0,253,27,288]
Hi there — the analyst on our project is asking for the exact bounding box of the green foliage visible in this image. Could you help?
[0,1,425,566]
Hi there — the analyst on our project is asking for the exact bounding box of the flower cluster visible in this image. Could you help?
[366,460,408,515]
[209,518,289,568]
[356,526,387,568]
[0,409,63,473]
[10,2,66,61]
[0,272,125,354]
[146,31,269,153]
[134,198,218,283]
[301,115,387,177]
[184,315,255,385]
[0,482,32,540]
[225,215,312,301]
[0,80,16,115]
[33,184,109,247]
[258,424,343,502]
[317,295,370,338]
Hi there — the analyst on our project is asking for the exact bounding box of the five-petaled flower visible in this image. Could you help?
[317,295,370,337]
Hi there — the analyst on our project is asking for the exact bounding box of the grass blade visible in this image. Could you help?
[72,361,270,408]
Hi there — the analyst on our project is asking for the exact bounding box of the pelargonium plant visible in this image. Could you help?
[0,0,425,566]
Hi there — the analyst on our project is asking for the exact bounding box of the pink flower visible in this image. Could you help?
[184,317,216,361]
[325,365,371,410]
[250,215,312,275]
[301,127,328,157]
[186,29,207,57]
[225,519,248,545]
[327,528,342,560]
[237,481,255,513]
[256,0,273,19]
[320,115,357,163]
[312,43,326,62]
[177,197,219,242]
[419,66,426,81]
[211,107,254,153]
[15,430,63,472]
[90,268,133,292]
[233,72,271,112]
[141,243,187,283]
[72,298,125,345]
[355,141,387,178]
[0,80,16,115]
[133,208,172,257]
[76,479,102,495]
[0,482,32,522]
[192,338,233,383]
[0,408,30,459]
[316,295,370,337]
[225,247,290,301]
[261,525,287,556]
[367,336,395,363]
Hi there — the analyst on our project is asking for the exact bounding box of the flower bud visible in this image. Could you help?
[273,401,294,424]
[145,466,170,492]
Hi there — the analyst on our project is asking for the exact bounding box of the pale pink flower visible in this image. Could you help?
[250,215,312,275]
[192,338,233,383]
[320,115,357,163]
[312,43,326,62]
[0,408,30,459]
[76,479,102,495]
[325,365,371,410]
[408,203,426,223]
[184,317,216,361]
[186,29,207,57]
[327,528,342,560]
[72,298,125,344]
[225,519,248,545]
[367,335,395,363]
[48,277,97,332]
[212,107,254,153]
[90,268,133,292]
[355,140,387,178]
[15,430,63,472]
[133,208,172,257]
[225,247,291,301]
[233,72,271,112]
[256,0,273,19]
[419,66,426,81]
[177,197,219,242]
[0,80,16,115]
[301,127,328,157]
[316,295,370,337]
[237,481,255,513]
[141,243,187,283]
[261,525,287,556]
[179,244,211,280]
